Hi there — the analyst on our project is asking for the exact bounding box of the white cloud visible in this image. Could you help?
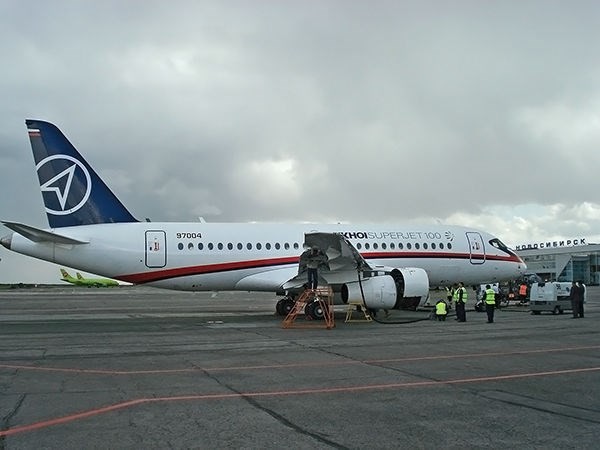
[515,97,600,152]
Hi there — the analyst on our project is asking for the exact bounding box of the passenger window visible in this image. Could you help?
[382,243,387,249]
[266,243,271,250]
[208,243,214,250]
[423,243,428,250]
[439,243,444,249]
[256,243,262,250]
[178,243,184,250]
[237,243,243,250]
[390,243,395,249]
[373,243,378,250]
[415,243,420,250]
[365,243,370,250]
[431,243,436,250]
[247,243,252,250]
[275,243,281,250]
[447,243,452,250]
[198,243,204,250]
[227,243,233,250]
[284,243,290,250]
[398,243,403,249]
[294,243,299,249]
[356,243,362,250]
[407,243,412,250]
[218,243,223,250]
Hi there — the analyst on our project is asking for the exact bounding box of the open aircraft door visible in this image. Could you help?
[145,230,166,268]
[466,232,485,265]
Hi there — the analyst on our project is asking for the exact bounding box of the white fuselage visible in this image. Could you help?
[7,222,526,292]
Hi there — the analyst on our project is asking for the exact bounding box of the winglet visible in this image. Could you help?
[26,119,138,228]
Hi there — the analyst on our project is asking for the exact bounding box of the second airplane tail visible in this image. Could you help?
[60,268,71,279]
[25,119,138,228]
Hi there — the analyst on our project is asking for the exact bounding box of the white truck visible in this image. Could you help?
[529,282,582,315]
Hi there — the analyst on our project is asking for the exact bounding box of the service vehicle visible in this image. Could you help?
[529,282,575,315]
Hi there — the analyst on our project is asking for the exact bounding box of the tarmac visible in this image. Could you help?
[0,285,599,449]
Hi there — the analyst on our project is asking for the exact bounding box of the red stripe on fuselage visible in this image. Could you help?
[117,252,523,284]
[120,256,300,283]
[364,252,521,263]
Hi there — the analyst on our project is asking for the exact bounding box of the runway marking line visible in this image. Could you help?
[1,365,599,437]
[1,344,599,375]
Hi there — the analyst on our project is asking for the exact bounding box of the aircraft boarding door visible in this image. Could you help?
[145,230,167,268]
[466,232,485,265]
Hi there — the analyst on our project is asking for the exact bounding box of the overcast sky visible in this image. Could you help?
[1,1,600,283]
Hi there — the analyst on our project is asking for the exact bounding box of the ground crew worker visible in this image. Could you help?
[445,285,454,310]
[305,246,328,290]
[570,280,585,318]
[298,247,310,275]
[435,299,448,321]
[578,281,586,318]
[518,283,528,303]
[484,284,496,323]
[454,282,467,322]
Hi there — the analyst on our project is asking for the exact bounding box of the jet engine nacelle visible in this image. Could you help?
[341,267,430,310]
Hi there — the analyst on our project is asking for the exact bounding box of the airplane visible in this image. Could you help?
[1,120,527,319]
[60,268,119,287]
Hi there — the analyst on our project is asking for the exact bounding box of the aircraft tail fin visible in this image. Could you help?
[60,268,71,279]
[25,119,138,228]
[76,272,84,280]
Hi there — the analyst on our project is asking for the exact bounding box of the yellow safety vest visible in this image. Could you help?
[485,288,496,305]
[436,301,447,315]
[454,287,467,303]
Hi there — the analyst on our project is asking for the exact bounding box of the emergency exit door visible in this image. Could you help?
[466,232,485,265]
[145,230,166,268]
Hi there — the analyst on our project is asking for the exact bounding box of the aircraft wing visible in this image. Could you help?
[281,232,372,290]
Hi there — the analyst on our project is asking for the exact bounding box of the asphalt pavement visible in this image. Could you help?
[1,285,599,449]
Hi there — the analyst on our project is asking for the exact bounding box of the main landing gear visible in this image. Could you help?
[281,287,335,328]
[276,294,329,321]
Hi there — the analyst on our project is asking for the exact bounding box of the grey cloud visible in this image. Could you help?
[2,1,600,281]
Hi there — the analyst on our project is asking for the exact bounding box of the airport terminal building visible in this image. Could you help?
[514,237,600,285]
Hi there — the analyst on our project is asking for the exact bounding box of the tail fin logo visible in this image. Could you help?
[36,154,92,216]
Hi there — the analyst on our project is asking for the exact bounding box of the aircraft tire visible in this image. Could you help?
[305,301,326,321]
[276,299,285,316]
[279,298,295,316]
[277,298,293,316]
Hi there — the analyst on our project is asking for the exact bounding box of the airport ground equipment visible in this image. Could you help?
[529,282,573,315]
[282,287,335,329]
[344,302,373,323]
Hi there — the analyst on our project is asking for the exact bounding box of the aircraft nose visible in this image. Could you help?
[519,260,527,273]
[1,233,12,250]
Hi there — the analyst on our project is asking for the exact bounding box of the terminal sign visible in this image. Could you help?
[515,237,586,251]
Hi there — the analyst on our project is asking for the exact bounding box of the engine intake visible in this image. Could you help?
[341,267,429,310]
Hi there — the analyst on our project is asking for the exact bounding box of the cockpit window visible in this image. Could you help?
[489,238,516,256]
